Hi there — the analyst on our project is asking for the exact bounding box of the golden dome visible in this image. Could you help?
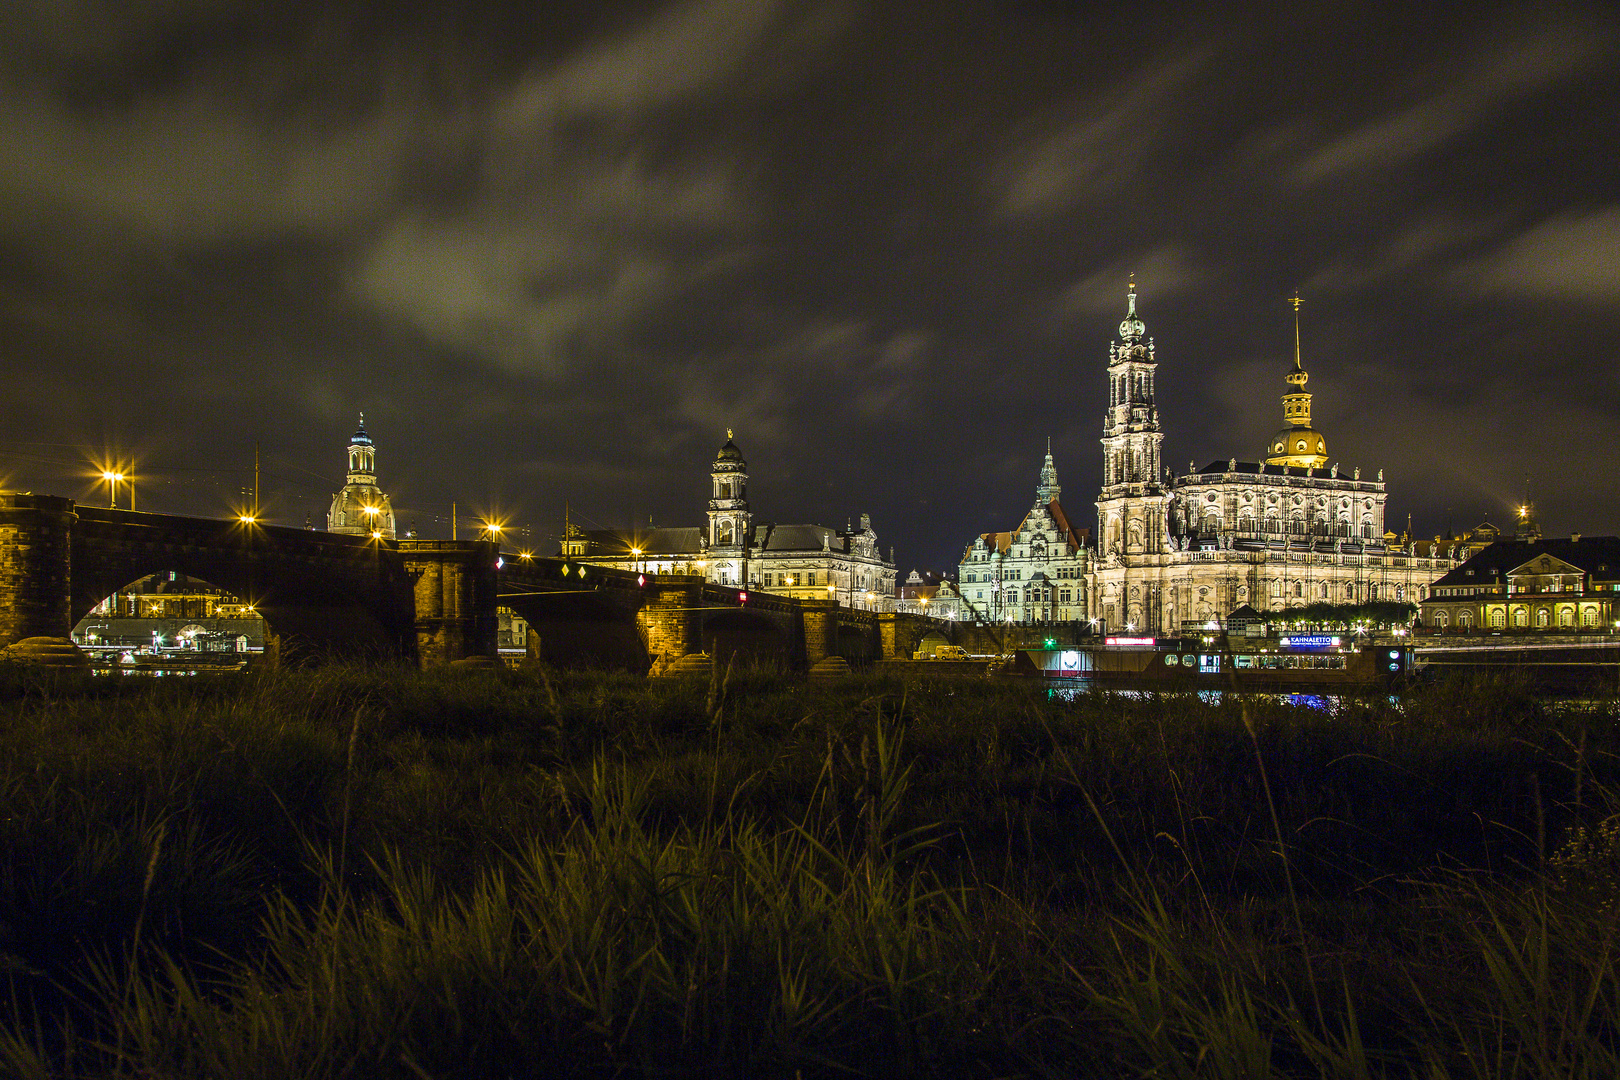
[1265,426,1328,469]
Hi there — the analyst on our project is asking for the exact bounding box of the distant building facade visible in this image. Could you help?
[1086,285,1459,633]
[561,434,896,610]
[946,446,1091,625]
[1419,535,1620,632]
[941,285,1464,632]
[327,415,396,539]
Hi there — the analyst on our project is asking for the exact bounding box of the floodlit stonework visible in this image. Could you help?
[939,284,1465,633]
[562,434,896,610]
[1089,284,1457,634]
[327,415,397,539]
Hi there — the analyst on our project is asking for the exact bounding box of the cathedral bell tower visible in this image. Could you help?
[1096,280,1169,560]
[706,431,751,585]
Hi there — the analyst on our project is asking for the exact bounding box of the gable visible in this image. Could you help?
[1508,553,1585,578]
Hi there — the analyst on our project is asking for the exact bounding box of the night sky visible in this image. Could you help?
[2,0,1616,573]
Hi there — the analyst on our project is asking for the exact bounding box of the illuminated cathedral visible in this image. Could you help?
[945,284,1462,632]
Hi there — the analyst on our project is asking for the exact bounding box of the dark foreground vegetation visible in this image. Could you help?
[1,664,1617,1078]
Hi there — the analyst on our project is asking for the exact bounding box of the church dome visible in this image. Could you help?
[715,432,744,463]
[350,415,373,446]
[1265,426,1328,468]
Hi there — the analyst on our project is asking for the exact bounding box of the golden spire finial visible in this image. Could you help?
[1290,290,1303,371]
[726,427,733,440]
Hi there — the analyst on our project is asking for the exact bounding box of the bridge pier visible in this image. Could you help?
[639,580,703,672]
[877,612,905,660]
[399,541,498,667]
[802,600,838,666]
[0,493,76,650]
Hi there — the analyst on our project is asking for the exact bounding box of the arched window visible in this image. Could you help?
[1536,608,1549,628]
[1320,582,1330,599]
[1559,607,1575,628]
[1345,583,1356,601]
[1293,580,1303,597]
[1433,610,1449,628]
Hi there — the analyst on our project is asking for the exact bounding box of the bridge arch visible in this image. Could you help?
[700,608,792,670]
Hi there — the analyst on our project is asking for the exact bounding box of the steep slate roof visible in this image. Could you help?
[964,499,1091,562]
[752,523,843,552]
[579,523,856,557]
[577,527,704,556]
[1428,537,1620,588]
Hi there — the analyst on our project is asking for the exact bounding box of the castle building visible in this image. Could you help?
[327,415,397,539]
[561,433,896,609]
[945,445,1091,625]
[1088,286,1458,632]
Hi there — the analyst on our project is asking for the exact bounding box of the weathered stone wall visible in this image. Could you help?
[400,541,498,666]
[640,580,703,667]
[0,493,76,648]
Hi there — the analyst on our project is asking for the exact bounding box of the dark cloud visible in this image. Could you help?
[0,0,1616,569]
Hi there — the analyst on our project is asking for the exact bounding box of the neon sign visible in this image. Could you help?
[1105,636,1156,647]
[1279,635,1340,649]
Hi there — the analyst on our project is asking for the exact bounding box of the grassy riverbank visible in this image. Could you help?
[1,665,1617,1077]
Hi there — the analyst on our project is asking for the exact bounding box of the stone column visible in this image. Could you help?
[877,612,902,659]
[639,581,702,664]
[802,599,837,665]
[399,541,498,666]
[0,493,77,649]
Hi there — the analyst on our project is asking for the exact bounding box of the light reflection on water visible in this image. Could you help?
[1042,681,1617,714]
[1045,684,1367,712]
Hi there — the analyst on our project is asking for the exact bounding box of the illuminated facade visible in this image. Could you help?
[1088,284,1458,633]
[327,415,396,539]
[1419,536,1620,632]
[944,446,1091,625]
[561,434,896,609]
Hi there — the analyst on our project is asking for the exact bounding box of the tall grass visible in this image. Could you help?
[1,666,1617,1076]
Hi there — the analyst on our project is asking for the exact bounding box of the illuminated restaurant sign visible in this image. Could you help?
[1104,636,1156,647]
[1278,635,1340,649]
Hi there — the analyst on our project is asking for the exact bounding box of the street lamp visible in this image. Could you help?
[102,470,124,509]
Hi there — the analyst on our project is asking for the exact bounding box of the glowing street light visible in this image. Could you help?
[239,514,257,526]
[101,470,125,509]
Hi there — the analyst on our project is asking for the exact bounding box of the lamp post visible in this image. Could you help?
[102,470,123,509]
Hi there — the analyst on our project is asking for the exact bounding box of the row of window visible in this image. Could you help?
[1431,606,1603,629]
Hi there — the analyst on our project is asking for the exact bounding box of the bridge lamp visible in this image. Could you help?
[101,470,124,509]
[519,551,533,561]
[371,530,383,540]
[239,514,256,525]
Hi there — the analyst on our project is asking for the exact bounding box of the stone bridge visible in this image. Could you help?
[0,492,957,671]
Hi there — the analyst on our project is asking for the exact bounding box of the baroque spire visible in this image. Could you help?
[1037,438,1060,504]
